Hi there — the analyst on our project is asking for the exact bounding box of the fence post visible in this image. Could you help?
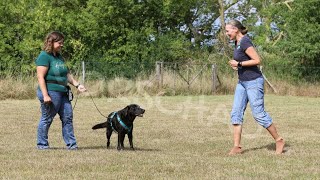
[156,61,163,89]
[187,64,190,89]
[174,63,177,95]
[212,64,217,93]
[82,61,85,84]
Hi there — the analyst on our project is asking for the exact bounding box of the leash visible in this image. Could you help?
[72,89,107,118]
[72,92,79,110]
[88,91,108,118]
[73,90,131,133]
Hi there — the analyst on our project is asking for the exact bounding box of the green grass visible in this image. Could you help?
[1,95,319,179]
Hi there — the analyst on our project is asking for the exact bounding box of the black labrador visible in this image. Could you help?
[92,104,145,150]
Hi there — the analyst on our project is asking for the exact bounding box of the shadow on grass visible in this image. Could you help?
[47,146,161,152]
[242,142,290,154]
[78,146,161,152]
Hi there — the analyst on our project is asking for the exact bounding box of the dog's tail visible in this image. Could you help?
[92,122,108,130]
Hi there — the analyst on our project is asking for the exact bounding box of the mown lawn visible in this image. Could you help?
[0,95,319,179]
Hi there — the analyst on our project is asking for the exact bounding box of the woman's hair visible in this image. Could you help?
[43,31,64,53]
[227,20,248,35]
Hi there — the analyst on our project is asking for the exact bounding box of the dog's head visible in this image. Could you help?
[123,104,145,117]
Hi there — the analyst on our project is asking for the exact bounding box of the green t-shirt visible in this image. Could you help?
[35,51,68,92]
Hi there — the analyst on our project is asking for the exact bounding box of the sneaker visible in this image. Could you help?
[68,147,78,150]
[37,146,49,150]
[228,146,242,155]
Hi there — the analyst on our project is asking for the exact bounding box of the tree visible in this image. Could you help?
[251,0,320,67]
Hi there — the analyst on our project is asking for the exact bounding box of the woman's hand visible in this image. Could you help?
[77,84,86,93]
[43,95,52,104]
[67,73,86,93]
[229,60,238,71]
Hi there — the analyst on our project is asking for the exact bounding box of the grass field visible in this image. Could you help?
[1,95,319,179]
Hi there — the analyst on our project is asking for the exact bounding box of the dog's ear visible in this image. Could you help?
[123,106,130,116]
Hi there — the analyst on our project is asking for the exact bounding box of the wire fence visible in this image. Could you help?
[77,60,155,81]
[1,60,319,85]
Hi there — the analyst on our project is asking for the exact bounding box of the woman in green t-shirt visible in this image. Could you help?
[36,31,86,150]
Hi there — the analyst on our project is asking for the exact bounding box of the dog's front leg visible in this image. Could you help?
[117,133,125,151]
[128,131,134,150]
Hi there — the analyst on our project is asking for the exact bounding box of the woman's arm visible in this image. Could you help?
[242,46,261,67]
[37,66,51,103]
[67,73,86,92]
[229,46,261,69]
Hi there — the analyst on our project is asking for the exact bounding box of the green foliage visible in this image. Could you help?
[274,0,320,66]
[258,0,320,63]
[248,0,320,81]
[0,0,319,82]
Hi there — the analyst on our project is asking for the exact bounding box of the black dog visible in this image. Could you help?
[92,104,145,150]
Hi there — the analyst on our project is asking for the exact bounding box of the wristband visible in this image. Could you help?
[237,61,242,68]
[75,84,81,88]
